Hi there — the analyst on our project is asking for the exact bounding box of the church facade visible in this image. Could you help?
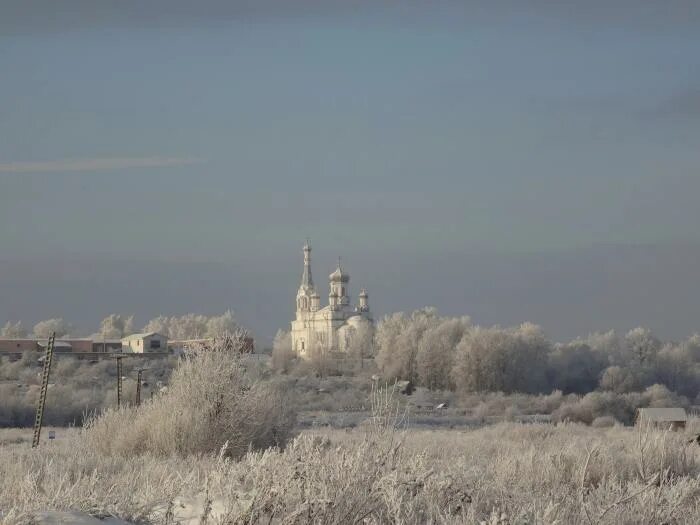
[291,242,374,358]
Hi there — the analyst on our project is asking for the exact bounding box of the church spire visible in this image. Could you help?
[300,240,314,290]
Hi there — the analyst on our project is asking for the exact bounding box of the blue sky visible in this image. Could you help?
[1,1,700,342]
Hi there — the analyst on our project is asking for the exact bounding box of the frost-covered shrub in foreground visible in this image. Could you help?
[83,335,296,458]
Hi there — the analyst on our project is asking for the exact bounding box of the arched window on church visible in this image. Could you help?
[341,287,345,296]
[301,341,305,351]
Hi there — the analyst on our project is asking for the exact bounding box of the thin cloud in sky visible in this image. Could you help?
[0,157,202,174]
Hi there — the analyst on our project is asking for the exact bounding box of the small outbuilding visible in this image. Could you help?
[636,408,687,431]
[121,332,168,353]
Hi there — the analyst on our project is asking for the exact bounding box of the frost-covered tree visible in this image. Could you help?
[452,326,501,393]
[452,323,549,394]
[584,330,621,356]
[271,329,295,373]
[548,340,607,394]
[624,327,661,366]
[599,365,636,394]
[205,310,240,338]
[169,314,208,340]
[143,314,205,339]
[33,318,72,338]
[375,307,441,383]
[99,314,134,339]
[655,342,699,398]
[143,311,244,340]
[374,312,411,380]
[344,322,375,367]
[682,334,700,362]
[1,320,26,338]
[143,315,171,337]
[415,316,471,390]
[642,383,685,408]
[305,332,332,378]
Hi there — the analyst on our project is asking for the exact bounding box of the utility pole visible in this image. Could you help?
[32,332,56,448]
[116,356,123,408]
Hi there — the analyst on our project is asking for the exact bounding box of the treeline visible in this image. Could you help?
[1,310,241,340]
[374,308,700,401]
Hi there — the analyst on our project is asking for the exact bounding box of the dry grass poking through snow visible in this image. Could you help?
[3,417,700,522]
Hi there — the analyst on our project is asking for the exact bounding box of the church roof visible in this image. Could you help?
[329,261,349,283]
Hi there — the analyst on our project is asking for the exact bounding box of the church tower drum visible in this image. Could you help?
[329,259,350,307]
[358,289,369,312]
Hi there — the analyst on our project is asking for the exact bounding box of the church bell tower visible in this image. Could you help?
[296,241,315,313]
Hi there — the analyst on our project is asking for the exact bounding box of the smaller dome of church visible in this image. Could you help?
[329,263,350,283]
[346,314,371,328]
[359,289,368,298]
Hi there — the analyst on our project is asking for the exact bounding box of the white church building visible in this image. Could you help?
[291,242,374,358]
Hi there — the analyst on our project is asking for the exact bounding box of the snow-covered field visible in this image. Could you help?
[2,421,700,524]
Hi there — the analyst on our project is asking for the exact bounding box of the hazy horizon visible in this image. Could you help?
[3,241,700,346]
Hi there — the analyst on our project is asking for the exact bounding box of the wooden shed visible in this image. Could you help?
[636,408,687,431]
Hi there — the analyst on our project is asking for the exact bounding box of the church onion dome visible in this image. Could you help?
[329,264,350,283]
[347,314,370,327]
[311,291,320,298]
